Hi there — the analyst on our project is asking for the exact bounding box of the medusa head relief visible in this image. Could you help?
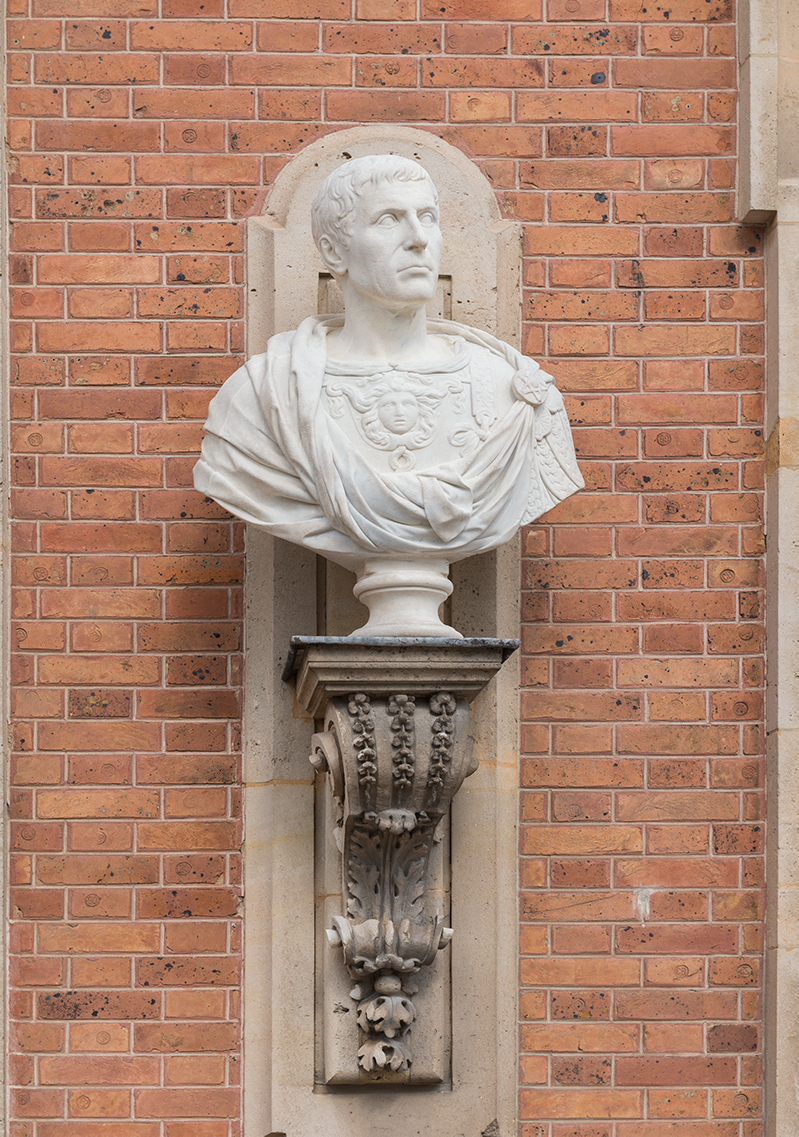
[324,366,470,471]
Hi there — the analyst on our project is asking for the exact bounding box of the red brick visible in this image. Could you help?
[524,160,639,191]
[67,824,133,853]
[67,753,133,781]
[10,223,64,252]
[137,556,242,586]
[134,819,237,851]
[525,225,639,257]
[521,958,638,987]
[447,90,512,122]
[134,1088,237,1117]
[63,88,129,121]
[550,325,611,356]
[8,18,61,49]
[615,324,736,356]
[521,1088,642,1118]
[38,653,159,684]
[519,91,636,121]
[68,153,133,184]
[71,491,136,520]
[521,1023,638,1055]
[617,1056,736,1083]
[522,691,641,721]
[37,188,161,220]
[38,1125,158,1137]
[548,192,612,223]
[67,422,133,453]
[617,192,732,224]
[514,24,637,54]
[40,457,163,488]
[612,125,734,156]
[67,287,132,319]
[645,158,705,190]
[528,292,637,321]
[135,1022,236,1056]
[40,1056,159,1085]
[322,89,446,122]
[424,0,540,13]
[615,57,735,87]
[163,1057,227,1087]
[644,290,706,320]
[137,756,236,785]
[66,1087,132,1116]
[643,25,704,53]
[163,124,227,155]
[37,322,162,354]
[434,124,542,159]
[136,955,238,986]
[135,222,242,253]
[523,890,634,922]
[36,121,160,154]
[68,1022,130,1051]
[130,20,251,50]
[63,18,128,49]
[610,0,732,16]
[322,22,439,53]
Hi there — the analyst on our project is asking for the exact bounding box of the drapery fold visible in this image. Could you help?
[193,316,584,568]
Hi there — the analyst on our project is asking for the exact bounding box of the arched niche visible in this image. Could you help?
[246,124,521,353]
[242,128,520,1136]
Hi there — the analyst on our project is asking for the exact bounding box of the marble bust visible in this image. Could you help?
[193,154,584,636]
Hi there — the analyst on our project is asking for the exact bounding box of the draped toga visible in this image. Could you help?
[193,315,584,570]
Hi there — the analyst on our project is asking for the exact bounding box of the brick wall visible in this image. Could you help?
[6,0,765,1133]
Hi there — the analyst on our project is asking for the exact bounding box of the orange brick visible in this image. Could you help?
[612,124,734,156]
[69,1022,130,1051]
[4,2,767,1123]
[521,1088,642,1118]
[514,24,636,55]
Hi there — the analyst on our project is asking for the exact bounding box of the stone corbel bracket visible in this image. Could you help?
[285,636,518,1081]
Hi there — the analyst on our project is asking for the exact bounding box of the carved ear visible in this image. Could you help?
[318,234,347,278]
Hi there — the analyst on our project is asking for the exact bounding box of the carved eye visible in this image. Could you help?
[377,212,399,227]
[419,210,437,226]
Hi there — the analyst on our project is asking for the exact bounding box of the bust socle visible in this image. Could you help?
[193,154,584,637]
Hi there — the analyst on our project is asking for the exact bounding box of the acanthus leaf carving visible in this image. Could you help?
[316,688,471,1073]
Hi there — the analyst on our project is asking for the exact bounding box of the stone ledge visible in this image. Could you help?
[285,635,519,717]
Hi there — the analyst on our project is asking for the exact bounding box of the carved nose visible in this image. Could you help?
[405,216,428,248]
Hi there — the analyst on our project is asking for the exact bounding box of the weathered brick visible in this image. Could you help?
[514,24,637,55]
[36,856,158,886]
[131,20,250,51]
[616,1056,736,1083]
[611,124,734,156]
[615,58,735,88]
[610,0,732,18]
[518,91,636,121]
[5,1,767,1126]
[133,1023,235,1059]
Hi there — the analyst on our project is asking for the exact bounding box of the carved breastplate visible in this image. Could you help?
[322,338,505,473]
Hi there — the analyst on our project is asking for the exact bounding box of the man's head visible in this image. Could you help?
[311,154,438,256]
[311,155,443,309]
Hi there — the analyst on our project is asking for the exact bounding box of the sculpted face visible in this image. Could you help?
[377,391,420,434]
[333,178,443,309]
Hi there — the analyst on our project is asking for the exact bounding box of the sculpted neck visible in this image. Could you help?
[325,289,452,368]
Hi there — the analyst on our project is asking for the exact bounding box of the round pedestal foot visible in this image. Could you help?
[350,558,461,639]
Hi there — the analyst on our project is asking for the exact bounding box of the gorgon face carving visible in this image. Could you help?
[325,369,467,469]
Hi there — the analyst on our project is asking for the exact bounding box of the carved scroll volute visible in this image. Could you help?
[311,690,475,1074]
